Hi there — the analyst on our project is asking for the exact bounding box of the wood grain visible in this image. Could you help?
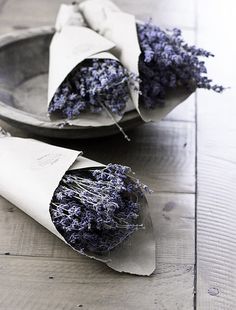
[0,255,194,310]
[0,193,195,264]
[55,121,195,193]
[197,157,236,309]
[0,192,195,309]
[0,120,196,194]
[196,0,236,309]
[149,193,195,264]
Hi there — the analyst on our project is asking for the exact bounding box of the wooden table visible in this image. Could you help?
[0,0,235,309]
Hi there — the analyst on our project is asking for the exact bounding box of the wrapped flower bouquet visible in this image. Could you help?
[48,4,135,133]
[46,1,224,139]
[0,128,155,275]
[79,0,224,122]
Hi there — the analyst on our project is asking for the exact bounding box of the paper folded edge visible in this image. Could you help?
[106,195,156,276]
[139,87,194,123]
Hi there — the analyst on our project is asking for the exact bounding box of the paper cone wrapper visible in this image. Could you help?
[79,0,193,122]
[0,135,155,275]
[48,4,134,127]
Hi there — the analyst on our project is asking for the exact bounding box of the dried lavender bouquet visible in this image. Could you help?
[50,164,149,254]
[0,131,155,275]
[48,4,134,130]
[49,58,133,120]
[79,0,224,122]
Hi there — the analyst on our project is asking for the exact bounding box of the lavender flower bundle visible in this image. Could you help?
[79,0,224,122]
[48,58,131,120]
[50,164,148,254]
[137,22,224,110]
[48,4,133,129]
[0,132,155,275]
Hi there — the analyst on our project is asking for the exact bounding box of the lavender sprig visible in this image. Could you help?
[137,21,225,109]
[50,164,150,254]
[49,59,133,119]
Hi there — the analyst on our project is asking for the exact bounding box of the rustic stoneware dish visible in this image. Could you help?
[0,27,142,139]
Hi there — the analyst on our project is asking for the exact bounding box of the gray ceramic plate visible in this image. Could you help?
[0,26,142,139]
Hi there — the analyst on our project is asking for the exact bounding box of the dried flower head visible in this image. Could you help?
[48,59,134,119]
[50,164,150,254]
[137,21,225,109]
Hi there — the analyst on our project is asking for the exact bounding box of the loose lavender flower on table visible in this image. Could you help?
[50,164,150,254]
[137,22,224,109]
[49,59,133,119]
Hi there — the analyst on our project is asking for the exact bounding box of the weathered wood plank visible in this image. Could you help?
[197,157,236,309]
[149,193,195,264]
[55,121,195,193]
[0,255,194,310]
[0,121,195,194]
[196,0,236,308]
[0,193,195,265]
[0,191,195,309]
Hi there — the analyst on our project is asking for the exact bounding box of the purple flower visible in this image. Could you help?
[48,59,134,119]
[137,21,224,109]
[49,164,150,254]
